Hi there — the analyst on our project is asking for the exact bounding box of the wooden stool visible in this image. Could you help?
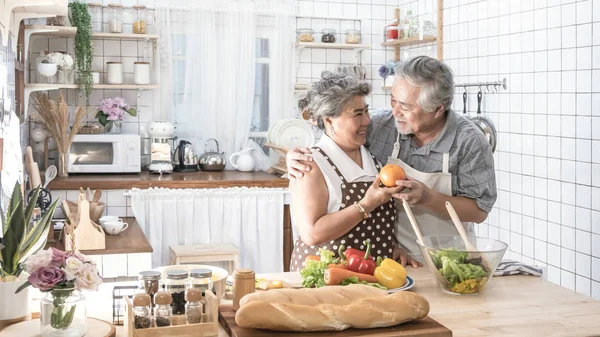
[0,318,115,337]
[169,244,240,274]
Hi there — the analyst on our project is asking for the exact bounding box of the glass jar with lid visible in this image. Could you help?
[345,29,361,44]
[185,288,203,324]
[137,271,161,313]
[107,4,123,33]
[321,29,336,43]
[132,5,147,34]
[189,268,213,313]
[296,28,315,43]
[164,270,189,315]
[132,293,152,329]
[154,291,172,327]
[87,3,103,33]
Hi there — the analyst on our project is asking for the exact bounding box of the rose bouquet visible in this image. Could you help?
[17,248,102,332]
[95,97,137,133]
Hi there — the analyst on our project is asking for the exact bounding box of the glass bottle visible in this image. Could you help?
[137,271,161,313]
[185,288,203,324]
[164,270,189,315]
[384,8,401,41]
[87,3,103,33]
[296,28,315,43]
[345,29,361,44]
[153,291,172,327]
[189,268,213,313]
[132,5,147,34]
[107,4,123,33]
[132,293,151,329]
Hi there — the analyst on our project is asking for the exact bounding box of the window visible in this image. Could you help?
[249,33,271,154]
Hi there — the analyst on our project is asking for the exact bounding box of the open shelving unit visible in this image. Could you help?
[22,24,160,119]
[380,0,444,90]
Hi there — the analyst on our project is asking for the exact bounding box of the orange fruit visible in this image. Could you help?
[380,164,407,187]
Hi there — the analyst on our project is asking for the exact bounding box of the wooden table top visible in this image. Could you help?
[47,171,289,190]
[45,218,152,255]
[211,268,600,337]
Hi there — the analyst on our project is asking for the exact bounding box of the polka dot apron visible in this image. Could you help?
[290,147,397,271]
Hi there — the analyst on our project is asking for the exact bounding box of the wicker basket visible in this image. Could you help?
[78,124,103,134]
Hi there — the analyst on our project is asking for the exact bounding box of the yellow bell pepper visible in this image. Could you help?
[374,258,407,289]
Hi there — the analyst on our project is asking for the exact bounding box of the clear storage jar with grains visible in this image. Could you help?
[133,5,147,34]
[164,270,190,315]
[107,4,123,33]
[345,29,361,44]
[296,28,315,43]
[188,268,213,313]
[132,293,151,329]
[153,291,172,327]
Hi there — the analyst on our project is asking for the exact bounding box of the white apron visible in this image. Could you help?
[388,134,474,262]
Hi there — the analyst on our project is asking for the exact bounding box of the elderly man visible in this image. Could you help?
[286,56,497,267]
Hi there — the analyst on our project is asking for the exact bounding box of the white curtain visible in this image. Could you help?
[154,0,296,166]
[129,187,286,273]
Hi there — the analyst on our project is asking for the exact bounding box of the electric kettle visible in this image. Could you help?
[173,140,199,172]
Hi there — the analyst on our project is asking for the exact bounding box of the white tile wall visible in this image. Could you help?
[296,0,600,299]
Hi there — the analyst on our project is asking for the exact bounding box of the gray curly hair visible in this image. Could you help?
[394,56,454,113]
[298,71,371,130]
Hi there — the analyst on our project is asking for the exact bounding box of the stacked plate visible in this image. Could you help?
[268,119,315,149]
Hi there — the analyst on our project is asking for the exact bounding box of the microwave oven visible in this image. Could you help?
[68,134,141,173]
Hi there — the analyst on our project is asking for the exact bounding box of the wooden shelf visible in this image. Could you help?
[380,36,437,47]
[92,32,159,40]
[25,25,159,40]
[383,86,392,90]
[25,83,159,90]
[296,42,370,50]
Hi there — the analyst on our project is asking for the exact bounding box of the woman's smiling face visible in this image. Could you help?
[326,95,370,149]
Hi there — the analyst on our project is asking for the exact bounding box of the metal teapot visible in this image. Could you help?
[198,138,226,171]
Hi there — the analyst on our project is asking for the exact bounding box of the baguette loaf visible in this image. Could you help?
[239,284,386,307]
[235,290,430,332]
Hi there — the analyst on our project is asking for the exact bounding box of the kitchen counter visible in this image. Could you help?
[45,218,152,255]
[47,171,289,190]
[213,268,600,337]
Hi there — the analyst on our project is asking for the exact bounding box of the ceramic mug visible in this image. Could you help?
[102,221,128,235]
[99,216,122,227]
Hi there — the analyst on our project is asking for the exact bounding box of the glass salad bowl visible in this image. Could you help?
[417,235,508,295]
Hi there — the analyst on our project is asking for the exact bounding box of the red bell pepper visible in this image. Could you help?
[343,246,374,261]
[346,240,377,275]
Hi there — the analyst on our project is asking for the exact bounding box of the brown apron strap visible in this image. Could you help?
[312,147,348,184]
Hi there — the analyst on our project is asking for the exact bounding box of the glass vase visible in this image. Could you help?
[105,121,122,134]
[40,289,87,337]
[58,151,69,177]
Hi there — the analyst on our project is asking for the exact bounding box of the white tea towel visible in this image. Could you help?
[494,259,543,277]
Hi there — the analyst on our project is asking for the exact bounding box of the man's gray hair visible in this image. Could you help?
[298,71,371,130]
[394,56,454,113]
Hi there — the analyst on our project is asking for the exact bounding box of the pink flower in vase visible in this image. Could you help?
[28,266,66,291]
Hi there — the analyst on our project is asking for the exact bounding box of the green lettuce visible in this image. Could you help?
[341,276,387,290]
[299,248,338,288]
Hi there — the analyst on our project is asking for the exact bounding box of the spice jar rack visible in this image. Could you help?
[123,290,219,337]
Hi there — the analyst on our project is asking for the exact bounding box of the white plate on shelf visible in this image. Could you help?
[274,119,315,148]
[386,275,415,293]
[267,119,288,144]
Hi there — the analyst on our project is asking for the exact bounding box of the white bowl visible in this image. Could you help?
[152,264,229,298]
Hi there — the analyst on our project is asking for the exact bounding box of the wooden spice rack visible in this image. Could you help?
[123,290,219,337]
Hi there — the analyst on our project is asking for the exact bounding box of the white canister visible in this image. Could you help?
[106,62,123,84]
[134,62,150,85]
[91,71,100,84]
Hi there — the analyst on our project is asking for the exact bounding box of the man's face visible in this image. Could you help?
[390,77,439,135]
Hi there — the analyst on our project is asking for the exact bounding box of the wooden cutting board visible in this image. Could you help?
[218,304,452,337]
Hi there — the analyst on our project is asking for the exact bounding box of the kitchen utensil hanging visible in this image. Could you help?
[462,90,467,116]
[470,89,497,153]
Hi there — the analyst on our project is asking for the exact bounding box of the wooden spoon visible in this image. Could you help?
[402,199,450,286]
[93,189,102,203]
[445,201,490,270]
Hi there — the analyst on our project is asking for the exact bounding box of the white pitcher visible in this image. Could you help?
[230,148,256,172]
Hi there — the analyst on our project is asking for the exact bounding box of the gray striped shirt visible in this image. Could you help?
[366,109,497,213]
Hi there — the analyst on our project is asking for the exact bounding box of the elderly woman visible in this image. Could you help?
[289,71,404,271]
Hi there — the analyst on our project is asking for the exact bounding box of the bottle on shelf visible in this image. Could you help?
[384,8,402,42]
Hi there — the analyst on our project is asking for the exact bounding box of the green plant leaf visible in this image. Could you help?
[19,198,59,264]
[96,113,108,127]
[69,0,93,103]
[127,108,137,117]
[6,182,22,229]
[15,281,31,294]
[23,187,41,232]
[1,199,25,276]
